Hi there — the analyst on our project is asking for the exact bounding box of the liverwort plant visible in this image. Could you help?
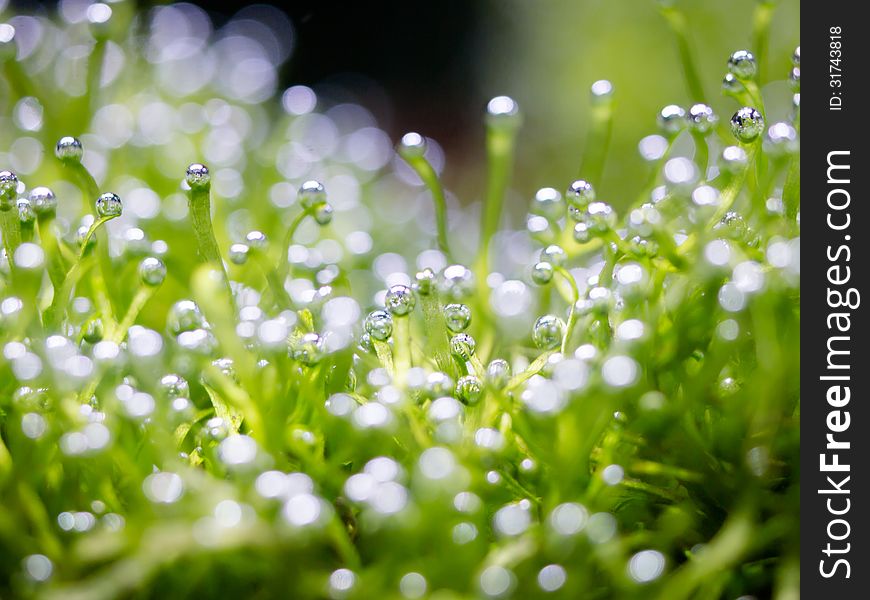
[0,2,799,600]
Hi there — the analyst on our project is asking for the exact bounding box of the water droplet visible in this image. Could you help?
[313,203,333,225]
[385,284,416,316]
[29,187,56,217]
[443,303,471,332]
[292,332,324,365]
[566,179,595,210]
[485,96,521,130]
[479,565,516,598]
[628,550,666,583]
[657,105,686,135]
[138,256,166,286]
[425,371,455,398]
[17,197,35,225]
[413,267,435,295]
[540,244,566,266]
[167,300,205,336]
[789,66,800,92]
[96,192,122,218]
[727,50,757,79]
[298,180,326,209]
[456,374,482,404]
[602,355,639,387]
[228,243,249,265]
[398,132,427,159]
[186,163,210,189]
[55,136,83,163]
[244,230,268,250]
[486,358,511,389]
[730,107,764,143]
[533,315,565,350]
[364,309,393,341]
[23,554,53,582]
[143,471,184,504]
[570,202,616,240]
[719,145,748,172]
[399,572,427,599]
[0,24,16,62]
[538,564,567,592]
[687,103,717,134]
[549,502,588,535]
[765,121,799,155]
[532,187,565,219]
[218,434,258,467]
[532,261,554,284]
[436,264,475,301]
[450,333,476,360]
[722,73,742,94]
[590,79,614,102]
[493,502,531,536]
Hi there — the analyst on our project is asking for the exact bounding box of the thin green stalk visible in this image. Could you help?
[1,208,21,274]
[751,1,776,82]
[109,286,156,344]
[188,185,225,267]
[279,207,311,278]
[553,266,579,354]
[580,91,614,184]
[399,152,452,259]
[393,316,413,378]
[782,154,800,221]
[659,5,706,102]
[36,216,69,302]
[691,131,710,179]
[477,107,521,282]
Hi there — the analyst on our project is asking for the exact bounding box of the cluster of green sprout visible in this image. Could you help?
[1,2,798,599]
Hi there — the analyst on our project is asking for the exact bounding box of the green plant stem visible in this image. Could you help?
[109,286,156,344]
[86,38,108,117]
[279,208,311,278]
[691,131,710,179]
[659,5,706,102]
[782,155,800,221]
[188,186,225,267]
[188,186,233,306]
[751,1,776,82]
[401,154,452,259]
[1,208,21,276]
[393,316,413,378]
[581,97,614,184]
[553,266,579,354]
[36,217,69,304]
[477,122,519,290]
[372,339,395,376]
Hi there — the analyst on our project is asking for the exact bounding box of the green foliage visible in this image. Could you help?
[1,2,798,599]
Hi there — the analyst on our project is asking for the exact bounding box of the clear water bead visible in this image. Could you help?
[730,107,764,143]
[29,187,57,216]
[228,243,250,265]
[385,285,416,316]
[398,132,427,159]
[566,179,595,210]
[186,163,210,189]
[533,187,565,219]
[443,303,471,332]
[657,105,686,135]
[436,264,475,301]
[456,375,482,404]
[450,333,476,360]
[314,203,334,225]
[727,50,757,80]
[533,315,565,350]
[687,104,717,134]
[486,358,511,389]
[532,261,554,285]
[298,180,326,209]
[485,96,521,130]
[138,257,166,286]
[55,136,83,162]
[96,192,122,218]
[364,310,393,341]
